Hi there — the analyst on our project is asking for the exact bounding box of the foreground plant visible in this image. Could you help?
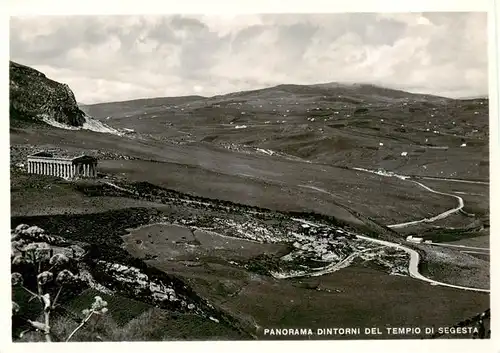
[66,296,109,342]
[11,227,109,342]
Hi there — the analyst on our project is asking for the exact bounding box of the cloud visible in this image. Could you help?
[9,13,488,103]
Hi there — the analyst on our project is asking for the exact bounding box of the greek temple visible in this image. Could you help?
[27,151,98,179]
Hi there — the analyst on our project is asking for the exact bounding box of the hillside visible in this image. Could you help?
[83,83,489,181]
[10,61,86,127]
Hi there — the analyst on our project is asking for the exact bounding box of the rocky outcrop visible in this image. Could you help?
[10,61,86,127]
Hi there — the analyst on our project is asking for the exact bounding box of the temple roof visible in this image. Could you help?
[28,151,97,162]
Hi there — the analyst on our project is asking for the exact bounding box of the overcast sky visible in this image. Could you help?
[10,12,488,104]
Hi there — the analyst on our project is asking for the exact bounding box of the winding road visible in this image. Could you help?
[106,176,489,293]
[291,217,490,293]
[350,167,467,229]
[354,233,489,293]
[421,176,489,185]
[387,180,464,229]
[297,182,490,293]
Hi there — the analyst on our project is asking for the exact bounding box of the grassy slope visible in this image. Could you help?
[83,85,489,181]
[10,171,169,216]
[11,124,462,228]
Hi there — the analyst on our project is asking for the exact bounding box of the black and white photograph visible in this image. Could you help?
[4,0,498,350]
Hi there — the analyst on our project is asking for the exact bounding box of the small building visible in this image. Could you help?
[27,151,98,179]
[406,236,423,244]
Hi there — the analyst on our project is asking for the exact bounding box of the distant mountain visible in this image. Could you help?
[9,61,86,127]
[83,82,455,122]
[84,82,452,109]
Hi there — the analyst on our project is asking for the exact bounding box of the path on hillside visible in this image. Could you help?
[349,167,465,229]
[427,242,489,252]
[421,176,489,185]
[387,180,464,229]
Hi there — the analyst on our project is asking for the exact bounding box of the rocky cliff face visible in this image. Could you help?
[10,61,86,127]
